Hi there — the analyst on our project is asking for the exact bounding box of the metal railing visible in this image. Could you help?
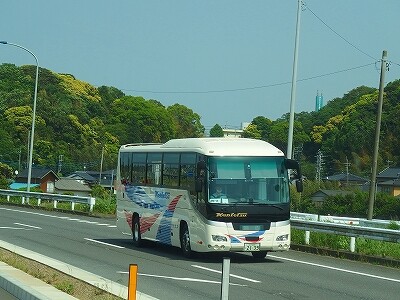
[290,212,400,252]
[0,189,96,212]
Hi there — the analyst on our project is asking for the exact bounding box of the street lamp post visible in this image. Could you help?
[1,41,39,192]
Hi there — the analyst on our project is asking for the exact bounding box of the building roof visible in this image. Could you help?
[312,189,354,197]
[325,173,368,183]
[55,178,92,192]
[67,171,97,182]
[16,168,59,180]
[377,167,400,180]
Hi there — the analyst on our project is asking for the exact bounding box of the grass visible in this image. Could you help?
[0,248,124,300]
[291,228,400,260]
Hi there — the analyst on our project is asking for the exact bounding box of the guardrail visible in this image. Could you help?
[290,212,400,252]
[0,189,95,212]
[291,211,400,227]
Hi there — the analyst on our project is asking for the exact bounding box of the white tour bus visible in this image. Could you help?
[116,138,302,259]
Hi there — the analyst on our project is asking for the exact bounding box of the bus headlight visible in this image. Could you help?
[276,234,289,241]
[212,235,227,242]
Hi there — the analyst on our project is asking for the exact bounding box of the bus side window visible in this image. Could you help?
[147,153,162,186]
[120,152,132,185]
[180,153,197,195]
[163,153,180,187]
[132,153,146,185]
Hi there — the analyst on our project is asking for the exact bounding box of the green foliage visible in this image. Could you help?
[0,162,12,189]
[0,64,207,173]
[387,221,400,230]
[167,103,204,138]
[209,124,224,137]
[242,124,261,139]
[291,229,400,259]
[2,63,400,189]
[292,180,400,220]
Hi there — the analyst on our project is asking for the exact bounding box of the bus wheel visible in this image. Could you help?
[252,251,267,260]
[180,223,192,258]
[132,215,142,247]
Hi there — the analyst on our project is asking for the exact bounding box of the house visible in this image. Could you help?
[12,168,59,192]
[54,178,92,197]
[376,167,400,196]
[377,179,400,197]
[66,171,97,185]
[67,169,116,190]
[310,189,354,206]
[324,173,368,188]
[376,167,400,182]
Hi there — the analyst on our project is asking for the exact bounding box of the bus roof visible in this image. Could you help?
[120,138,285,157]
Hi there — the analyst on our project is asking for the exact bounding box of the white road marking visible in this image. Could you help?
[116,271,247,286]
[0,207,114,227]
[268,254,400,283]
[84,238,125,249]
[14,223,42,229]
[0,226,31,230]
[192,264,261,283]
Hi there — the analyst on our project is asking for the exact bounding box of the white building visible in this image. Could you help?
[222,122,250,138]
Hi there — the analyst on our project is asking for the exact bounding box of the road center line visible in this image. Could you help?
[192,264,260,283]
[268,254,400,283]
[14,223,42,229]
[84,238,125,249]
[116,271,247,286]
[0,226,31,230]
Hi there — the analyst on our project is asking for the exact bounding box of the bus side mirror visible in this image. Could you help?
[295,179,303,193]
[284,158,303,193]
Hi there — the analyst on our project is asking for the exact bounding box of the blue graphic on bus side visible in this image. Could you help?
[124,185,164,210]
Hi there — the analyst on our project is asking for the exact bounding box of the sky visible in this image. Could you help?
[1,0,400,132]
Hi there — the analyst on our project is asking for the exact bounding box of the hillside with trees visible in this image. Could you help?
[1,63,400,182]
[1,63,400,218]
[243,83,400,180]
[0,64,204,175]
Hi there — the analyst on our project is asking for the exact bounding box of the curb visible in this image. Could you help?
[0,240,158,300]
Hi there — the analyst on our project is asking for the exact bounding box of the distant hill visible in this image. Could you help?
[1,63,399,179]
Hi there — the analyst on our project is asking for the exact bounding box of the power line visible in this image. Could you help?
[120,63,375,95]
[302,2,377,61]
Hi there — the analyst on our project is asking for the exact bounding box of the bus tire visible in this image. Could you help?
[252,251,267,260]
[180,223,192,258]
[132,215,142,247]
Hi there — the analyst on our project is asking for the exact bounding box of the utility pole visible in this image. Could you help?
[57,154,63,174]
[367,50,387,220]
[315,149,324,184]
[343,156,351,186]
[287,0,302,159]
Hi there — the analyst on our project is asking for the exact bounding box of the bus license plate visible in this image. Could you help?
[244,243,260,251]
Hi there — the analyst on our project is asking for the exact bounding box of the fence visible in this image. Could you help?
[0,189,96,212]
[290,212,400,252]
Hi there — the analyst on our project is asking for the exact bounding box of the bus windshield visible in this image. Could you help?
[207,156,289,205]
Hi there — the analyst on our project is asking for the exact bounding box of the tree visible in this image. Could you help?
[167,104,204,138]
[250,116,272,141]
[0,162,13,189]
[242,124,261,139]
[209,124,224,137]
